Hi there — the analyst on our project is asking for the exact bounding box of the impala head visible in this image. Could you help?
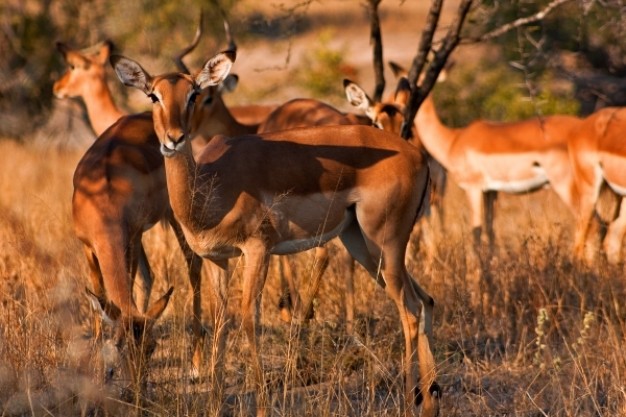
[86,287,173,390]
[53,40,114,99]
[344,77,412,136]
[110,51,235,157]
[190,73,239,132]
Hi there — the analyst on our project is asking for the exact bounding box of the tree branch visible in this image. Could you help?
[461,0,575,44]
[367,0,385,102]
[401,0,473,139]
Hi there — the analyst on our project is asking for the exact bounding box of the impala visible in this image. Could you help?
[72,110,194,390]
[54,40,124,136]
[348,69,583,269]
[54,39,229,384]
[192,80,359,325]
[173,24,348,325]
[569,106,626,264]
[344,77,448,265]
[111,50,439,417]
[55,40,153,314]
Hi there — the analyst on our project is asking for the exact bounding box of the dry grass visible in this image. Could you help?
[1,137,625,416]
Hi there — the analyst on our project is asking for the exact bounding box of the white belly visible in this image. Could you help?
[484,165,549,194]
[271,209,353,255]
[606,180,626,196]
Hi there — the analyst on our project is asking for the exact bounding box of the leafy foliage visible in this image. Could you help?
[435,58,579,126]
[295,29,354,101]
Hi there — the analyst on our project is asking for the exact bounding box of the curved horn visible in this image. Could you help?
[223,18,237,52]
[173,12,204,74]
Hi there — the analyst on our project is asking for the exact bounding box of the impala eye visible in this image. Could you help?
[202,94,213,106]
[148,93,159,103]
[188,91,198,105]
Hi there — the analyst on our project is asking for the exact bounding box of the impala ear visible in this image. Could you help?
[145,286,174,321]
[56,42,71,59]
[343,79,372,112]
[196,50,236,90]
[95,40,114,65]
[394,77,412,106]
[388,61,408,78]
[110,54,152,94]
[85,287,121,325]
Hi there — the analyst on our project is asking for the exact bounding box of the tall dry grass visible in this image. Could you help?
[0,138,625,416]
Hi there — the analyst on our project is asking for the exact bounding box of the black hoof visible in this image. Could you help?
[414,388,423,407]
[430,381,441,398]
[414,382,442,407]
[278,292,292,311]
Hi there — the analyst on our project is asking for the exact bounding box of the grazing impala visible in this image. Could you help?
[348,68,583,268]
[72,110,190,389]
[111,50,439,417]
[55,39,228,384]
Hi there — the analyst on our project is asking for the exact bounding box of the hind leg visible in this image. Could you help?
[133,240,154,313]
[83,246,106,341]
[340,216,438,416]
[604,197,626,264]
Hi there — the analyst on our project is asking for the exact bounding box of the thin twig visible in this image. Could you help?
[462,0,575,44]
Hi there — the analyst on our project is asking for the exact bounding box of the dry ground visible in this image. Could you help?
[2,1,626,416]
[1,137,625,416]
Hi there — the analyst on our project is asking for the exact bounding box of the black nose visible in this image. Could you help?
[167,132,185,144]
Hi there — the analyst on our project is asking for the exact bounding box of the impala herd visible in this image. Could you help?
[50,17,626,417]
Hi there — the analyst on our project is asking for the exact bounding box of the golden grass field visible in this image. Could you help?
[1,136,625,416]
[2,1,626,415]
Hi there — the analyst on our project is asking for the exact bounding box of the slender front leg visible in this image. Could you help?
[241,241,271,417]
[168,217,207,378]
[483,190,497,263]
[135,241,154,313]
[465,188,484,256]
[204,258,230,416]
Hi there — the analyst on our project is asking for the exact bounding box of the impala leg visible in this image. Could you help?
[83,246,105,342]
[241,241,271,417]
[277,255,298,323]
[574,190,602,265]
[342,172,439,416]
[483,190,497,263]
[204,258,229,414]
[297,245,330,322]
[168,218,207,378]
[134,241,154,313]
[342,228,438,417]
[336,245,356,334]
[570,151,605,264]
[465,188,484,265]
[603,196,626,265]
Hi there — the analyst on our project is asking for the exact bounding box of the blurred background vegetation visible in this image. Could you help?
[1,0,625,143]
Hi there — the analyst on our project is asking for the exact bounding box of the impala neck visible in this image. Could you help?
[192,96,258,139]
[415,95,456,169]
[82,80,125,136]
[163,140,202,229]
